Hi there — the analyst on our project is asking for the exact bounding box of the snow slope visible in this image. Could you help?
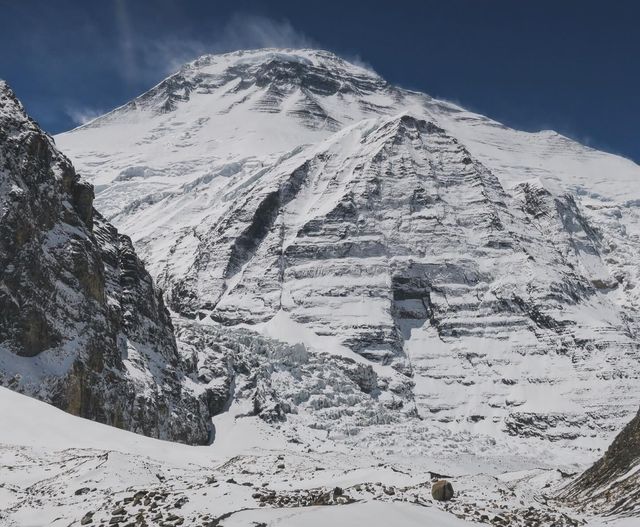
[0,386,627,527]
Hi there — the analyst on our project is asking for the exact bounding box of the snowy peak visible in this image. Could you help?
[184,48,381,83]
[53,49,640,457]
[58,49,412,222]
[88,48,385,127]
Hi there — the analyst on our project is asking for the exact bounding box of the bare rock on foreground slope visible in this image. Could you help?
[561,408,640,516]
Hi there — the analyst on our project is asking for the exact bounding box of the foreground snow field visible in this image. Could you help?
[0,387,634,526]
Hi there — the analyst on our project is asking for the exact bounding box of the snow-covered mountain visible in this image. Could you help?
[0,80,411,456]
[56,48,640,457]
[0,46,638,526]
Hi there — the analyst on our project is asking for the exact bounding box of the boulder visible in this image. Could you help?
[431,480,454,501]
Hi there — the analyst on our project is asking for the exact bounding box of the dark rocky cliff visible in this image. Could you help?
[0,81,212,444]
[562,408,640,516]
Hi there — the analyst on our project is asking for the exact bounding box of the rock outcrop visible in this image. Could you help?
[562,408,640,516]
[0,81,212,444]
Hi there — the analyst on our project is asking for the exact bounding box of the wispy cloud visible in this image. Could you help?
[216,14,317,51]
[110,12,322,84]
[114,0,136,84]
[65,105,106,126]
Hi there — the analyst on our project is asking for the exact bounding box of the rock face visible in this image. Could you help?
[562,408,640,516]
[0,81,212,444]
[56,49,640,454]
[432,480,454,501]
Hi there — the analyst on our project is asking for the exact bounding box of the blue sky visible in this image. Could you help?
[1,0,638,162]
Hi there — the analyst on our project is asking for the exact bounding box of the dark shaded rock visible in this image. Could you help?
[431,480,454,501]
[252,380,291,423]
[173,496,188,508]
[72,179,95,228]
[562,408,640,515]
[0,81,212,444]
[577,409,640,489]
